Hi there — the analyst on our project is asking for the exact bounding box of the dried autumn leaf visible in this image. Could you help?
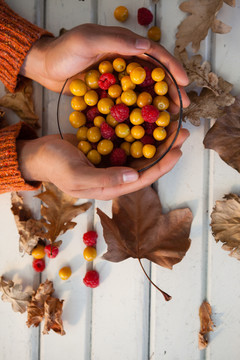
[210,194,240,259]
[204,96,240,172]
[0,276,33,314]
[199,301,214,350]
[35,182,92,244]
[11,192,45,254]
[0,78,39,128]
[97,187,193,300]
[176,0,235,53]
[43,297,65,335]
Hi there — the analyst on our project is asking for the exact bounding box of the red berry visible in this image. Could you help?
[100,122,115,140]
[44,244,59,259]
[138,67,155,88]
[144,122,157,135]
[83,230,98,246]
[87,106,100,122]
[141,105,159,123]
[110,148,127,166]
[83,270,99,288]
[32,258,45,272]
[98,73,116,90]
[111,104,129,122]
[137,7,153,26]
[141,134,155,145]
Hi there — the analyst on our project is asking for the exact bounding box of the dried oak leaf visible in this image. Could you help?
[0,276,33,314]
[203,96,240,172]
[176,0,235,53]
[199,301,214,350]
[36,182,92,244]
[210,194,240,259]
[11,192,45,255]
[43,296,65,335]
[0,78,39,128]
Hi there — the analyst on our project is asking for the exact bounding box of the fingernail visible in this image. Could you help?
[123,171,139,183]
[135,38,151,50]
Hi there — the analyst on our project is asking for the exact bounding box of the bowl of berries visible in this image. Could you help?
[57,54,183,172]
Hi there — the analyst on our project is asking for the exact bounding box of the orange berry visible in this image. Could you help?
[71,96,87,111]
[114,6,129,22]
[137,92,152,108]
[121,76,136,91]
[120,141,131,156]
[87,149,102,165]
[113,58,126,72]
[94,115,105,127]
[130,108,144,125]
[153,127,167,141]
[85,70,100,89]
[115,123,130,138]
[84,90,98,106]
[147,26,161,42]
[126,62,141,74]
[151,67,165,82]
[32,244,45,259]
[99,60,113,74]
[83,246,97,261]
[97,139,114,155]
[97,98,114,114]
[106,114,118,127]
[154,81,168,96]
[153,95,169,110]
[118,70,128,81]
[130,141,143,158]
[156,111,170,127]
[130,67,146,85]
[121,89,137,106]
[69,79,87,96]
[131,125,145,139]
[124,133,135,143]
[69,111,86,128]
[87,126,101,143]
[77,140,92,154]
[115,96,122,105]
[59,266,72,280]
[108,84,122,98]
[142,144,157,158]
[76,126,88,141]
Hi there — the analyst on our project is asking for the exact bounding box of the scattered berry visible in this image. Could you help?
[148,26,161,42]
[31,244,45,259]
[111,103,129,122]
[141,105,160,123]
[83,246,97,261]
[114,6,129,22]
[98,73,116,90]
[59,266,72,280]
[137,7,153,26]
[44,244,59,259]
[83,270,99,288]
[32,258,45,272]
[100,122,115,140]
[83,231,98,246]
[110,148,127,166]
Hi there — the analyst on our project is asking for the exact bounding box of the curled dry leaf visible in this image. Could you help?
[43,297,65,335]
[0,78,39,128]
[199,301,214,350]
[204,96,240,172]
[35,182,92,244]
[210,194,240,259]
[11,192,45,255]
[0,276,33,314]
[176,0,235,53]
[97,186,193,300]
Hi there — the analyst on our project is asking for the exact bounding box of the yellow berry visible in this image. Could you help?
[114,6,129,22]
[137,92,152,108]
[147,26,161,42]
[94,115,105,127]
[83,246,97,261]
[71,96,87,111]
[153,95,170,110]
[97,139,114,155]
[76,126,88,141]
[87,149,102,165]
[121,89,137,106]
[126,62,141,74]
[87,126,101,143]
[130,108,144,125]
[130,141,143,158]
[69,111,86,128]
[131,125,145,139]
[106,114,118,127]
[84,90,98,106]
[77,140,92,154]
[153,127,167,141]
[124,133,135,142]
[120,76,136,91]
[108,84,122,98]
[115,123,130,138]
[151,67,165,82]
[59,266,72,280]
[113,58,126,72]
[142,144,157,158]
[118,70,128,81]
[130,67,146,85]
[85,69,100,89]
[99,60,113,74]
[115,96,122,104]
[120,141,131,156]
[154,81,168,96]
[156,111,170,127]
[69,79,87,96]
[32,244,45,259]
[97,98,114,114]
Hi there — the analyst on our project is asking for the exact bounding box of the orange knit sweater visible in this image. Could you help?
[0,1,52,193]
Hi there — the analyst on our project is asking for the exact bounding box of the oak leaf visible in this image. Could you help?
[204,96,240,172]
[36,182,92,244]
[43,296,65,335]
[176,0,235,53]
[0,276,33,314]
[198,301,214,350]
[210,194,240,259]
[0,78,39,128]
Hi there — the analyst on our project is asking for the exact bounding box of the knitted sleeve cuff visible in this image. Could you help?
[0,122,41,194]
[0,1,53,92]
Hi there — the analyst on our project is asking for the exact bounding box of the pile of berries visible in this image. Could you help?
[69,57,170,167]
[82,230,99,288]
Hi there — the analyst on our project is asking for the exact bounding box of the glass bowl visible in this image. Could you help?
[57,53,183,172]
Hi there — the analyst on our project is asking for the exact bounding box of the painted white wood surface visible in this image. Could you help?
[0,1,239,360]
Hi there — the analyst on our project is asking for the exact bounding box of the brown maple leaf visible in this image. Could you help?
[204,96,240,172]
[11,192,45,254]
[97,186,193,300]
[210,194,240,259]
[0,78,39,128]
[176,0,235,53]
[0,276,33,314]
[198,301,214,350]
[35,182,92,244]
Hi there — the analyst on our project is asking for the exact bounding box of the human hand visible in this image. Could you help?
[16,122,189,200]
[21,24,190,111]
